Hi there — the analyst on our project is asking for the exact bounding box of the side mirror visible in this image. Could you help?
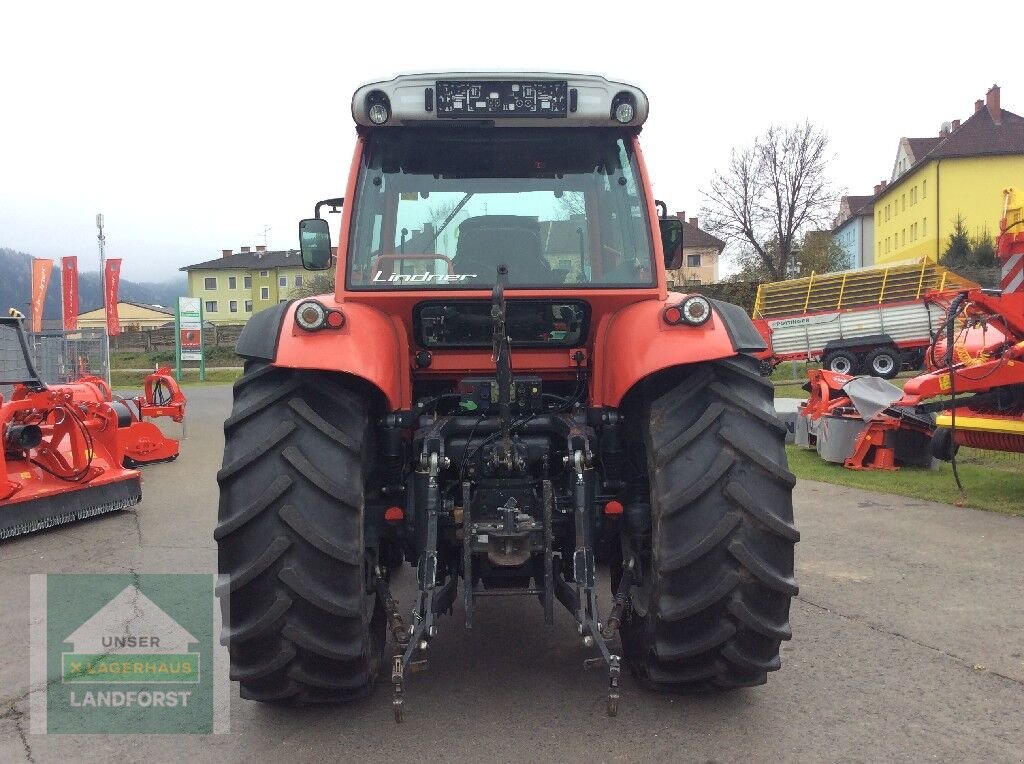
[659,218,684,270]
[299,218,333,271]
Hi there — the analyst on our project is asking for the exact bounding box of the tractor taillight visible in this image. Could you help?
[604,500,624,516]
[295,301,345,332]
[384,506,404,522]
[680,296,712,325]
[295,301,327,330]
[662,305,683,325]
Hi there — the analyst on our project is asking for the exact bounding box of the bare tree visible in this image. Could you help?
[702,121,838,281]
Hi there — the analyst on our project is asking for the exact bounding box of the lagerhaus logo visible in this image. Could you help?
[31,573,228,734]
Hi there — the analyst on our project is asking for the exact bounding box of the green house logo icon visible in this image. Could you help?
[62,585,201,684]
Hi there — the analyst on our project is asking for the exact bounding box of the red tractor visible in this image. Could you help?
[216,73,798,718]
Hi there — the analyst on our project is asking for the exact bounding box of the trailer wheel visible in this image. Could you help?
[216,361,385,704]
[823,350,858,375]
[931,429,959,462]
[864,347,900,379]
[620,355,798,692]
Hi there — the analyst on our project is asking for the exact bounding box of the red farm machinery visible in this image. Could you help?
[794,188,1024,471]
[216,72,799,719]
[0,317,142,539]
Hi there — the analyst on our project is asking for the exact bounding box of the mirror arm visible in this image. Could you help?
[314,197,345,219]
[654,200,668,219]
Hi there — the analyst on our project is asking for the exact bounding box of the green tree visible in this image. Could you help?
[969,227,998,267]
[941,215,972,268]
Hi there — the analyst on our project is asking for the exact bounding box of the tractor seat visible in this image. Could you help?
[453,215,555,284]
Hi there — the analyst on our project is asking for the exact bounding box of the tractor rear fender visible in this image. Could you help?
[595,297,766,407]
[235,298,409,410]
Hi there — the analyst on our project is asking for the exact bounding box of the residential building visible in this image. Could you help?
[833,195,875,268]
[666,212,724,286]
[77,301,174,330]
[182,246,321,325]
[873,84,1024,266]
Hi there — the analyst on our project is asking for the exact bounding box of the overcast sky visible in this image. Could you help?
[1,1,1017,282]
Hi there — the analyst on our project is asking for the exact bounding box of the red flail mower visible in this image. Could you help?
[0,317,140,539]
[1,319,186,540]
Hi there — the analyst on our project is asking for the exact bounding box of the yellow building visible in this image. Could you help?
[874,84,1024,265]
[77,301,174,331]
[182,247,320,325]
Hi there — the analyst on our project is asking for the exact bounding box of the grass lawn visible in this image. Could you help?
[787,445,1024,516]
[110,368,242,387]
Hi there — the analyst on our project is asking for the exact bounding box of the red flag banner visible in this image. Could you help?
[104,259,122,336]
[30,258,53,333]
[61,256,79,330]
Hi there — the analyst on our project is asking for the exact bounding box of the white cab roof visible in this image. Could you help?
[351,72,648,128]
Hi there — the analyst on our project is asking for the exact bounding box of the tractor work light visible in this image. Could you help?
[614,101,634,124]
[366,90,391,125]
[294,301,345,331]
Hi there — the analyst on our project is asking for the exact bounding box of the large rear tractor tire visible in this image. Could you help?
[216,361,386,704]
[621,356,799,691]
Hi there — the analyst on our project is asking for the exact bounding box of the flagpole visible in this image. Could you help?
[96,213,111,386]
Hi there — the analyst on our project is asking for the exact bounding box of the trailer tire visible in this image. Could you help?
[864,347,900,379]
[620,355,799,692]
[216,361,386,704]
[823,350,858,375]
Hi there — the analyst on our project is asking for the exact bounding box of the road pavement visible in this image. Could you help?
[1,385,1022,762]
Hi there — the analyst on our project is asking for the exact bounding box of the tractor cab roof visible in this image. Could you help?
[352,72,648,129]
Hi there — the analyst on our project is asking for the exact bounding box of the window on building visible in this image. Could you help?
[204,277,217,290]
[902,195,906,212]
[901,229,905,246]
[260,286,269,300]
[922,180,927,198]
[687,254,701,267]
[279,299,287,304]
[228,276,237,289]
[244,299,253,312]
[205,300,218,313]
[244,275,252,289]
[923,218,927,236]
[294,274,303,287]
[260,270,269,277]
[279,275,287,288]
[229,300,238,313]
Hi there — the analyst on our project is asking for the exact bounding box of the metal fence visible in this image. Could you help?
[26,329,108,385]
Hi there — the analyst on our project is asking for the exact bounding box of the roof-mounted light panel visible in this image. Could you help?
[351,72,648,128]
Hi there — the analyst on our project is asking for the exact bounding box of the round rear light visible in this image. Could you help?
[326,310,345,329]
[680,296,712,326]
[295,300,327,330]
[663,305,683,325]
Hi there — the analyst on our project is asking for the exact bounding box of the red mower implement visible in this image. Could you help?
[75,369,186,466]
[900,187,1024,459]
[0,317,141,540]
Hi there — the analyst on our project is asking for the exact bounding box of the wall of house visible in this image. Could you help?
[188,265,311,324]
[668,246,719,286]
[836,216,876,268]
[874,154,1024,265]
[78,304,172,330]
